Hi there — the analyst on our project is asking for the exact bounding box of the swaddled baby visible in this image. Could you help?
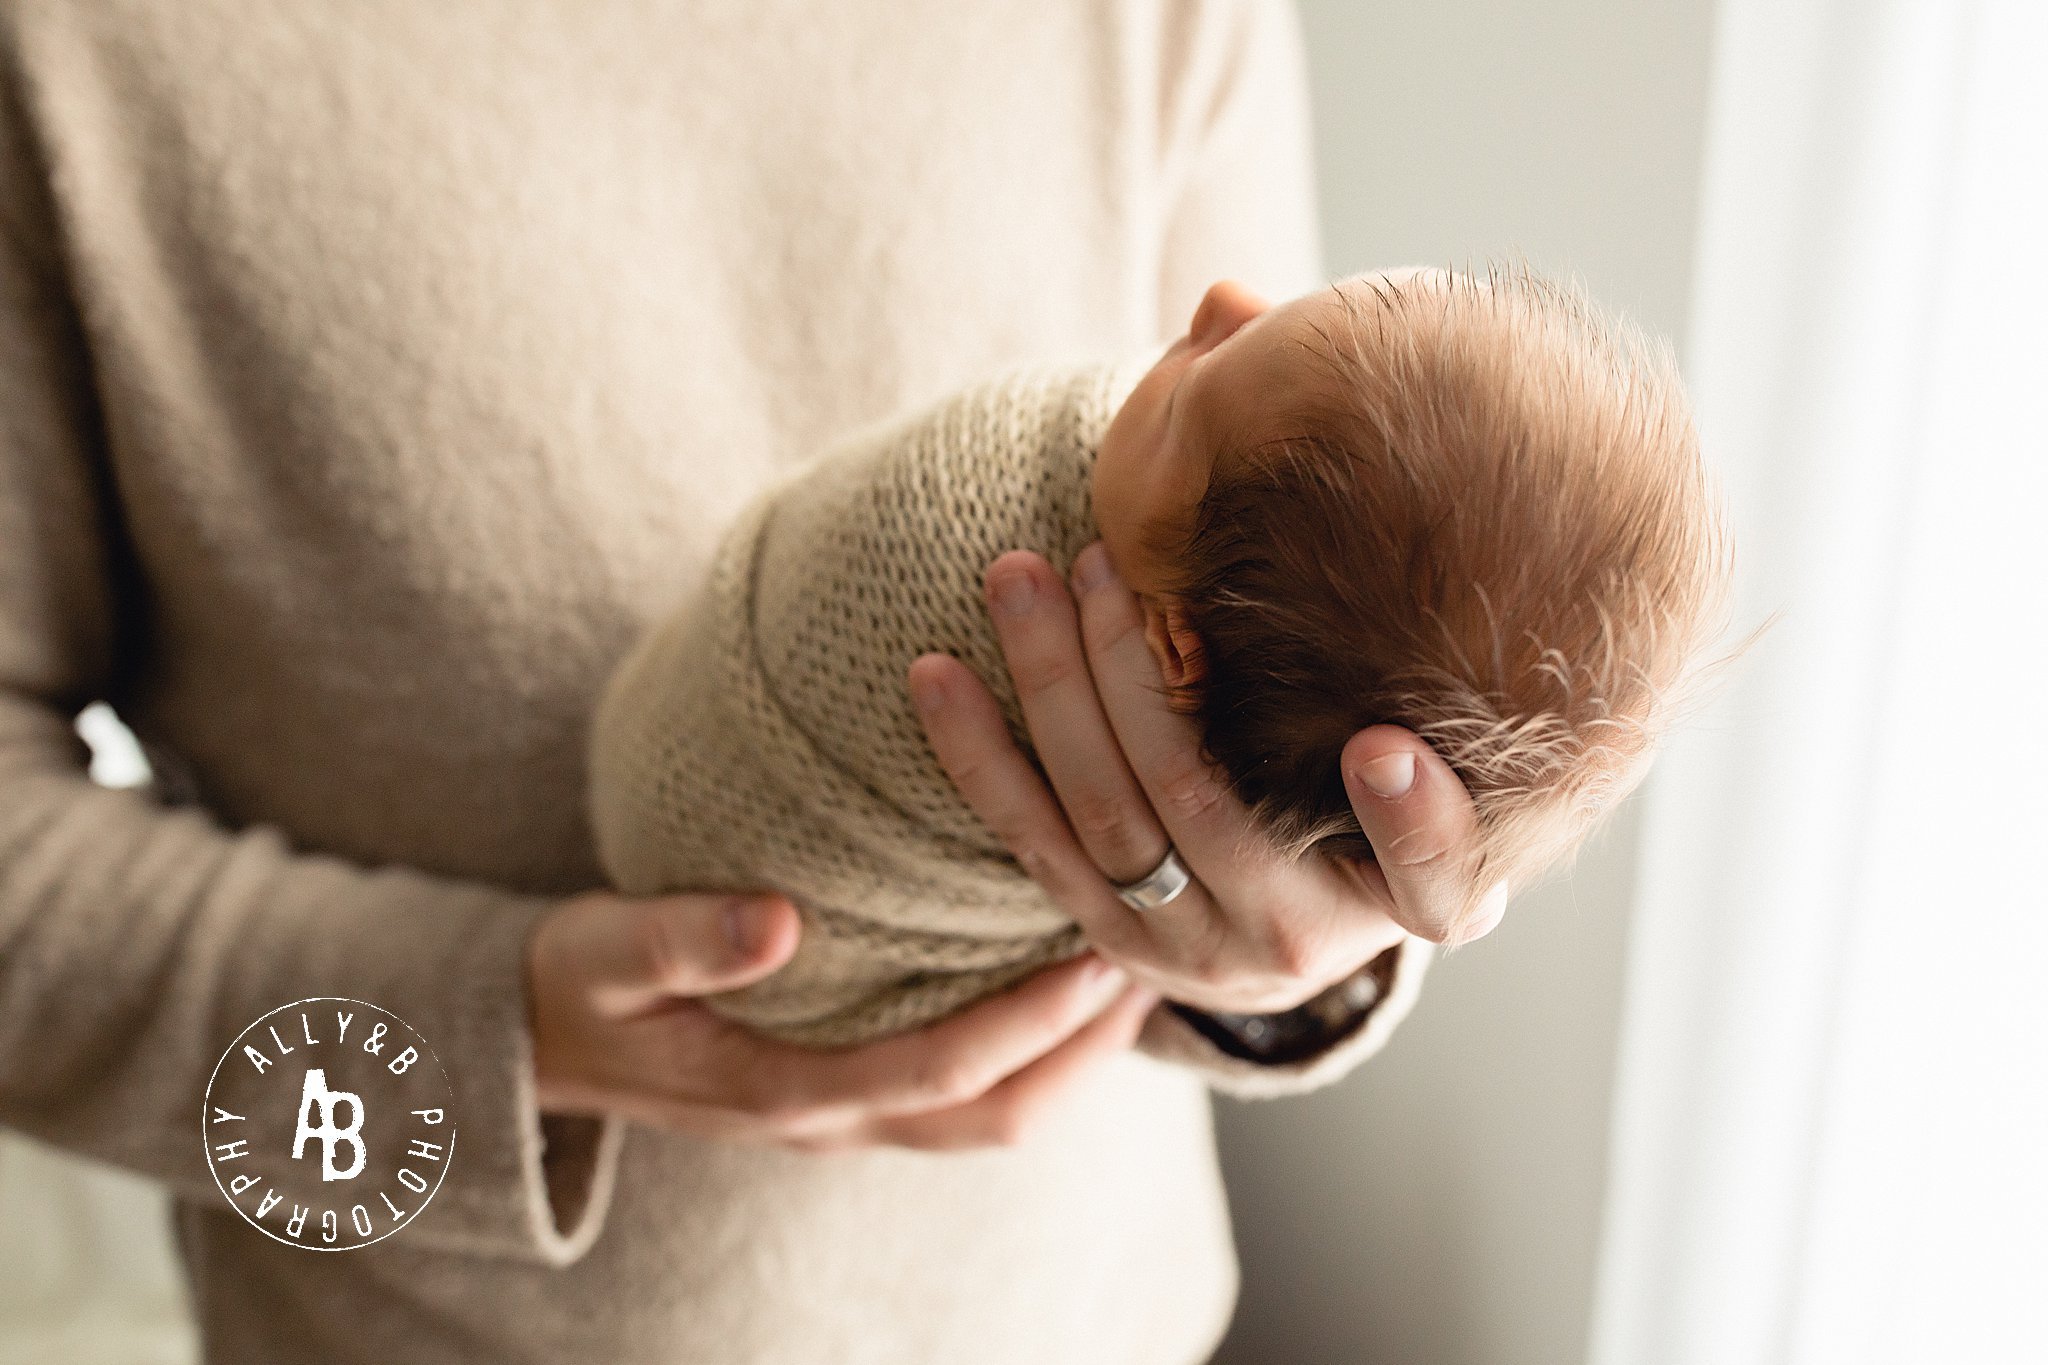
[589,264,1730,1083]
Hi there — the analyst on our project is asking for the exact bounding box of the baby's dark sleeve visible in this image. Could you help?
[1135,939,1433,1100]
[1170,948,1401,1065]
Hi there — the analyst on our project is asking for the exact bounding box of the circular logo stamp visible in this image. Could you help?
[203,998,456,1250]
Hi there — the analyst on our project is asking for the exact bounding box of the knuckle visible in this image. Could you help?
[1013,846,1064,895]
[653,1009,720,1079]
[963,790,1048,861]
[1155,759,1227,824]
[945,774,1047,856]
[1062,787,1127,843]
[939,743,994,793]
[718,1073,774,1119]
[748,1094,814,1128]
[1080,603,1146,658]
[1064,790,1152,868]
[1015,847,1097,925]
[1006,644,1081,698]
[1374,821,1461,875]
[928,718,1010,789]
[631,904,694,988]
[1083,914,1150,963]
[1261,929,1310,982]
[908,1054,989,1108]
[1012,847,1075,907]
[987,812,1048,865]
[729,1067,813,1126]
[1263,921,1327,982]
[1180,917,1236,989]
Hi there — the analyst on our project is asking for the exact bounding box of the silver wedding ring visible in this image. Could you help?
[1113,845,1193,912]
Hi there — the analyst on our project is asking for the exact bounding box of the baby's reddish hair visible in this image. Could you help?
[1155,264,1733,929]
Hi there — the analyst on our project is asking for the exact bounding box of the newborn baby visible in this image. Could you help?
[589,264,1730,1086]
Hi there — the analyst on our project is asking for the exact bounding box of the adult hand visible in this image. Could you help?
[526,889,1156,1153]
[908,543,1506,1017]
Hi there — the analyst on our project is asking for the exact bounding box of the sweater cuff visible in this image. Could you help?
[382,888,625,1266]
[1134,936,1433,1099]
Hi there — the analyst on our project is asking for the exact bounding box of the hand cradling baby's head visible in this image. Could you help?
[1091,263,1733,908]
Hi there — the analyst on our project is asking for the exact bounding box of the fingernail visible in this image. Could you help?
[724,896,770,959]
[989,569,1037,618]
[1354,752,1416,799]
[910,671,948,716]
[1452,881,1509,945]
[1071,544,1116,594]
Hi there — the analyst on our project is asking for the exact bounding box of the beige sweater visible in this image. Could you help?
[0,3,1426,1362]
[592,358,1427,1080]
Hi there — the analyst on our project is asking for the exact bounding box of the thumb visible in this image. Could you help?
[1340,726,1495,945]
[603,891,802,1003]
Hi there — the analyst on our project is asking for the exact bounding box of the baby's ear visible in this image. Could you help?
[1143,600,1207,690]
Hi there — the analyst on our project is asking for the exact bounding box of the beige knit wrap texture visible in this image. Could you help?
[591,356,1168,1049]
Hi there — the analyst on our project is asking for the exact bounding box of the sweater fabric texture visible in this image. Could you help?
[0,3,1427,1361]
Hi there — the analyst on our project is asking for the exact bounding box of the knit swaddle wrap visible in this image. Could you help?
[590,358,1152,1046]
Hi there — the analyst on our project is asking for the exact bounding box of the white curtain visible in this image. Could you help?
[1591,3,2047,1364]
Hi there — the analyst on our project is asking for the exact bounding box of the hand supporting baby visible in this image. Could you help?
[909,541,1503,1018]
[526,538,1489,1158]
[526,888,1158,1153]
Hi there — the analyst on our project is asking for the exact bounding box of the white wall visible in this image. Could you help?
[1213,3,1717,1363]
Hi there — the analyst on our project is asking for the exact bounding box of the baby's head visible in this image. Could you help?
[1092,264,1731,916]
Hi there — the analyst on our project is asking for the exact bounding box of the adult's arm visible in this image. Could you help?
[0,79,1163,1245]
[0,76,612,1266]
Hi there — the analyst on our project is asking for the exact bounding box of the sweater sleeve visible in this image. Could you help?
[1154,0,1328,327]
[1136,0,1435,1098]
[0,72,620,1267]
